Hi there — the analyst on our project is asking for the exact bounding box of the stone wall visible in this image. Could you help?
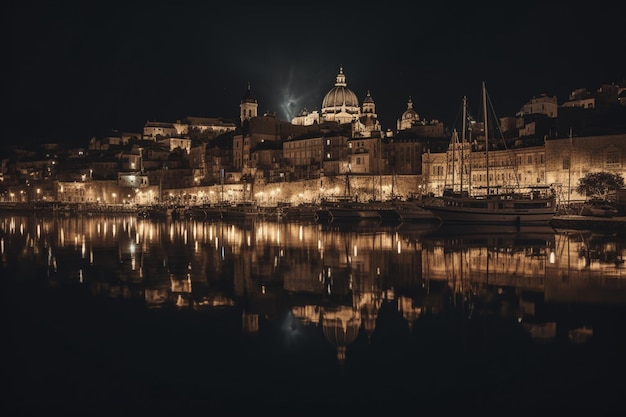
[162,174,427,206]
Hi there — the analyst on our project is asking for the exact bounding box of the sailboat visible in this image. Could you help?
[317,173,382,222]
[421,82,557,225]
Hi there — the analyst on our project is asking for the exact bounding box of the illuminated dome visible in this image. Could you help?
[401,97,420,121]
[321,66,360,124]
[397,96,420,131]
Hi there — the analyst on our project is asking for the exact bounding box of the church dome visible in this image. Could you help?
[401,97,419,121]
[322,86,359,109]
[321,66,360,123]
[397,96,420,131]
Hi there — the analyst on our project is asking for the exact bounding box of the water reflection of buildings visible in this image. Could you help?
[2,215,625,360]
[548,229,626,303]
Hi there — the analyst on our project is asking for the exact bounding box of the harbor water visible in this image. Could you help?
[3,214,626,416]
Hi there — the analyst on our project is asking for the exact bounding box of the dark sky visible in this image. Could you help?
[3,1,624,146]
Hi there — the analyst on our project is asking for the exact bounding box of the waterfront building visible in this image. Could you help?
[1,73,624,208]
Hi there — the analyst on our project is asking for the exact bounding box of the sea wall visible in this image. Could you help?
[163,174,427,205]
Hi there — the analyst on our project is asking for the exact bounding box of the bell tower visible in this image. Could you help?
[240,82,258,125]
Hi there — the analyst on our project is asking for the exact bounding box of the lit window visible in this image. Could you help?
[606,152,619,164]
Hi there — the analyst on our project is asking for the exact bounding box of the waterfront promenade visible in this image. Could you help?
[3,201,626,233]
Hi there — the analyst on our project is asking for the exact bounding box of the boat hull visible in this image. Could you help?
[422,196,556,224]
[391,203,440,223]
[327,206,381,222]
[316,200,383,223]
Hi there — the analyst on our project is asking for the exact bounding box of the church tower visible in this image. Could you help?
[240,82,258,125]
[361,90,376,117]
[352,90,382,138]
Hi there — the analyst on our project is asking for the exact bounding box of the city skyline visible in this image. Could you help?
[4,1,624,146]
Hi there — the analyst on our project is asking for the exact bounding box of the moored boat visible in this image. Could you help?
[323,200,382,222]
[422,190,556,224]
[137,205,183,219]
[389,199,440,223]
[421,83,557,225]
[219,201,259,220]
[282,202,319,221]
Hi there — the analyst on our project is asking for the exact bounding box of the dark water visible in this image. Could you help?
[3,214,625,416]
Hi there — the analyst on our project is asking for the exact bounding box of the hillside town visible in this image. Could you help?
[1,67,626,215]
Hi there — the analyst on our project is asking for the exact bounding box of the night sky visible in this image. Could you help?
[3,1,624,146]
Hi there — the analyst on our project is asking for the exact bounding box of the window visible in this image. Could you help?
[563,158,570,170]
[606,152,619,165]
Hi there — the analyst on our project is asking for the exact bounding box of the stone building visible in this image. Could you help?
[347,137,383,174]
[422,132,626,205]
[545,133,626,203]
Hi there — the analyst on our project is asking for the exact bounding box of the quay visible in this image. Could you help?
[550,214,626,232]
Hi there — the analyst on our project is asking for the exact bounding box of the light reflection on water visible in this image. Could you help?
[3,214,626,414]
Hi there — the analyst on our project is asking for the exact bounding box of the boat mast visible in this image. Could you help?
[461,95,467,195]
[221,168,225,203]
[568,127,572,208]
[482,82,490,195]
[450,129,458,192]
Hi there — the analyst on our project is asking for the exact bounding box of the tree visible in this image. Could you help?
[575,171,624,201]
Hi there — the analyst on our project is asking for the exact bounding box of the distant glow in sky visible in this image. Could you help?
[276,66,323,122]
[279,89,305,122]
